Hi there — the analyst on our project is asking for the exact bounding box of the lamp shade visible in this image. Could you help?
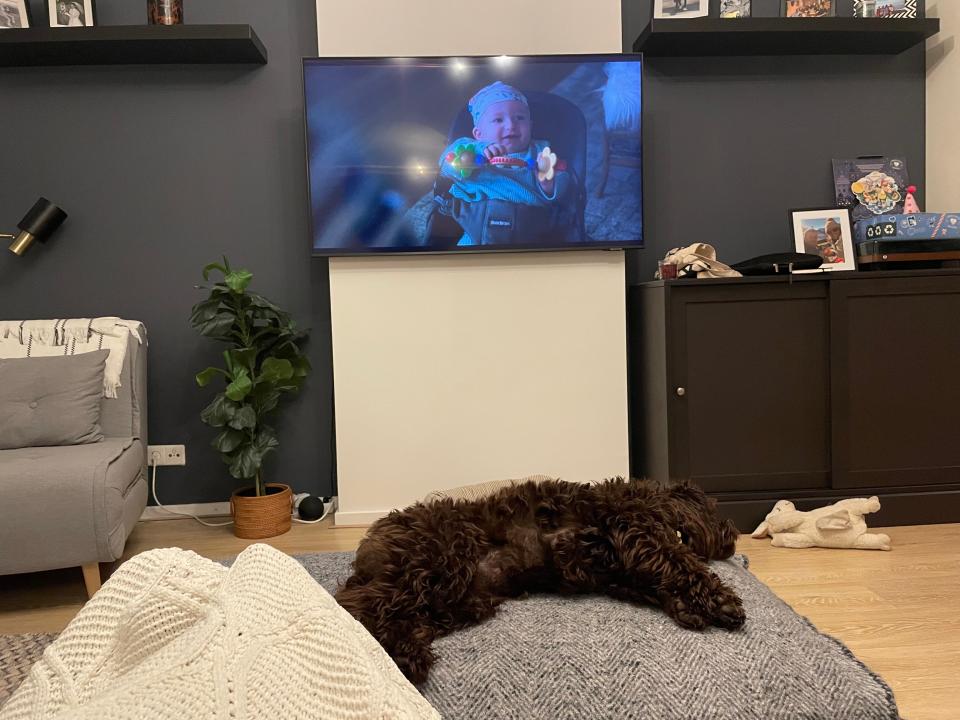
[8,198,67,256]
[18,198,67,241]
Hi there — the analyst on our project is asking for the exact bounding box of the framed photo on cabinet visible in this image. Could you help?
[790,208,855,272]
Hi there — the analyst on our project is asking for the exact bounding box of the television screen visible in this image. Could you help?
[303,55,643,256]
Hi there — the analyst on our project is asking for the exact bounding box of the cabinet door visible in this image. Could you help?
[669,283,831,493]
[831,275,960,488]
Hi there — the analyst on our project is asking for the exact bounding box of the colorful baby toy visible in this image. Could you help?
[446,144,480,179]
[445,144,566,180]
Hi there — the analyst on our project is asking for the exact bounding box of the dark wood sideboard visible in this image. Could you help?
[629,269,960,532]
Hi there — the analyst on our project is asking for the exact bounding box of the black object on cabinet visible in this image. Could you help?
[630,270,960,531]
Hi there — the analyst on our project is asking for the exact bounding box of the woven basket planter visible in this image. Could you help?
[230,484,293,539]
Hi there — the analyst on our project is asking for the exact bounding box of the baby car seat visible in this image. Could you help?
[425,90,588,249]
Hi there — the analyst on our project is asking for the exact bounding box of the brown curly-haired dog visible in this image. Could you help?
[335,478,744,684]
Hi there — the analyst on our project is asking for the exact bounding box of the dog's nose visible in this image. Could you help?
[718,519,739,557]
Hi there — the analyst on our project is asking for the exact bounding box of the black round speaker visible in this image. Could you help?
[298,495,325,521]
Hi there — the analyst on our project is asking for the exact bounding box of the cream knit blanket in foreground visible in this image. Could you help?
[0,545,439,720]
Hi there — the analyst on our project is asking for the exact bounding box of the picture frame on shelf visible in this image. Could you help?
[0,0,31,28]
[782,0,835,17]
[853,0,917,18]
[832,156,910,224]
[653,0,709,20]
[47,0,97,28]
[720,0,752,18]
[790,208,856,272]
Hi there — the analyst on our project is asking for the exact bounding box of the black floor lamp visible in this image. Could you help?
[2,198,68,256]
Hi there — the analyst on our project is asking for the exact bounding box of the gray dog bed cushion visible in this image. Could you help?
[298,552,899,720]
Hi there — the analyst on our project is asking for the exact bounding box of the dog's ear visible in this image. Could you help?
[667,481,719,516]
[666,479,707,500]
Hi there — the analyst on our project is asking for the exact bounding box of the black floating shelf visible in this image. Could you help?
[0,24,267,67]
[633,17,940,57]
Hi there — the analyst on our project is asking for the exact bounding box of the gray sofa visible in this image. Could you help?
[0,330,148,597]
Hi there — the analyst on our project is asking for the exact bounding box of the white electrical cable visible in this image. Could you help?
[292,505,331,524]
[150,452,234,528]
[150,453,333,528]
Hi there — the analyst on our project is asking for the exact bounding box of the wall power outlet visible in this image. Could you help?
[148,445,186,466]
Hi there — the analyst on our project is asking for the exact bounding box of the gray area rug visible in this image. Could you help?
[0,633,56,708]
[2,552,899,719]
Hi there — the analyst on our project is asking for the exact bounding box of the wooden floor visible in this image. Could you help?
[1,520,958,720]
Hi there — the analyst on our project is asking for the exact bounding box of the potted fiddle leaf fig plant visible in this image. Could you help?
[190,257,310,539]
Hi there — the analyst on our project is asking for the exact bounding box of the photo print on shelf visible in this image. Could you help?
[854,0,917,18]
[720,0,752,18]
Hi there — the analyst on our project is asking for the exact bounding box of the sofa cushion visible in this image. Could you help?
[0,350,109,450]
[0,438,145,574]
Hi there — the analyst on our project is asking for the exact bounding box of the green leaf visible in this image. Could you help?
[258,357,293,383]
[228,443,262,481]
[228,404,257,430]
[202,262,226,281]
[255,425,280,453]
[250,325,281,339]
[195,367,225,388]
[198,313,235,339]
[248,293,282,312]
[200,394,235,428]
[225,371,253,402]
[227,347,258,375]
[189,298,224,327]
[225,269,253,294]
[251,384,281,414]
[212,428,246,453]
[290,355,311,378]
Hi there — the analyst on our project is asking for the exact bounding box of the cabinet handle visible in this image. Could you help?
[676,387,686,397]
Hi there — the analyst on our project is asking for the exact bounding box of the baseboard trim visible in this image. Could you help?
[334,509,387,526]
[141,502,231,521]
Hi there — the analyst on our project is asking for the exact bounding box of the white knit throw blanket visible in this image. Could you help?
[0,318,143,398]
[0,545,439,720]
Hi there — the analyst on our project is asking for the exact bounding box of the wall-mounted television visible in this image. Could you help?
[303,54,643,256]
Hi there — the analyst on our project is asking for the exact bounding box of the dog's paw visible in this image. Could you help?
[659,594,710,630]
[709,591,746,630]
[659,581,745,632]
[393,641,437,686]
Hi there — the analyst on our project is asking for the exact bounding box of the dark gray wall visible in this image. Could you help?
[0,0,928,503]
[623,0,927,282]
[0,0,334,503]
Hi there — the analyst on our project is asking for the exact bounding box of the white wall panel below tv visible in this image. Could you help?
[329,251,630,524]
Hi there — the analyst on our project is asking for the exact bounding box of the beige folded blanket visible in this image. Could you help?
[0,545,438,720]
[423,474,558,503]
[0,318,144,398]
